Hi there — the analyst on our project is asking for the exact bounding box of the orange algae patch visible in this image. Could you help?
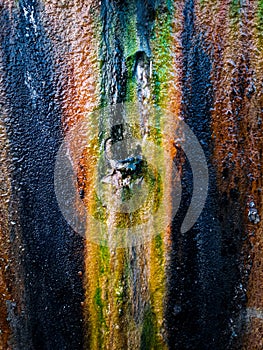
[163,0,184,250]
[243,317,263,350]
[43,0,102,346]
[243,2,263,347]
[43,0,100,130]
[196,1,263,347]
[0,118,12,349]
[0,113,25,350]
[83,242,104,350]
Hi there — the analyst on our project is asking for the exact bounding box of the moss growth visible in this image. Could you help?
[126,53,137,103]
[154,233,163,253]
[257,0,263,47]
[85,1,176,348]
[140,307,158,350]
[99,245,110,275]
[151,3,173,108]
[94,287,104,320]
[92,286,106,348]
[148,232,166,349]
[92,192,107,223]
[145,3,175,349]
[229,0,241,23]
[123,6,139,60]
[109,249,129,347]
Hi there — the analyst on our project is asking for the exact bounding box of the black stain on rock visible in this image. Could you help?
[0,2,84,349]
[165,1,248,349]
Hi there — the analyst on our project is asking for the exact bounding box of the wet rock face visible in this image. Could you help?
[1,1,84,349]
[0,0,263,349]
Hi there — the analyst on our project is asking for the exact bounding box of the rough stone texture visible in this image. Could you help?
[0,0,262,349]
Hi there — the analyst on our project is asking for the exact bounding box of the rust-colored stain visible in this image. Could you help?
[0,3,27,348]
[0,119,12,349]
[194,1,263,347]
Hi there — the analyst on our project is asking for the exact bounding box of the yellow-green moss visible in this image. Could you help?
[257,0,263,47]
[229,0,241,25]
